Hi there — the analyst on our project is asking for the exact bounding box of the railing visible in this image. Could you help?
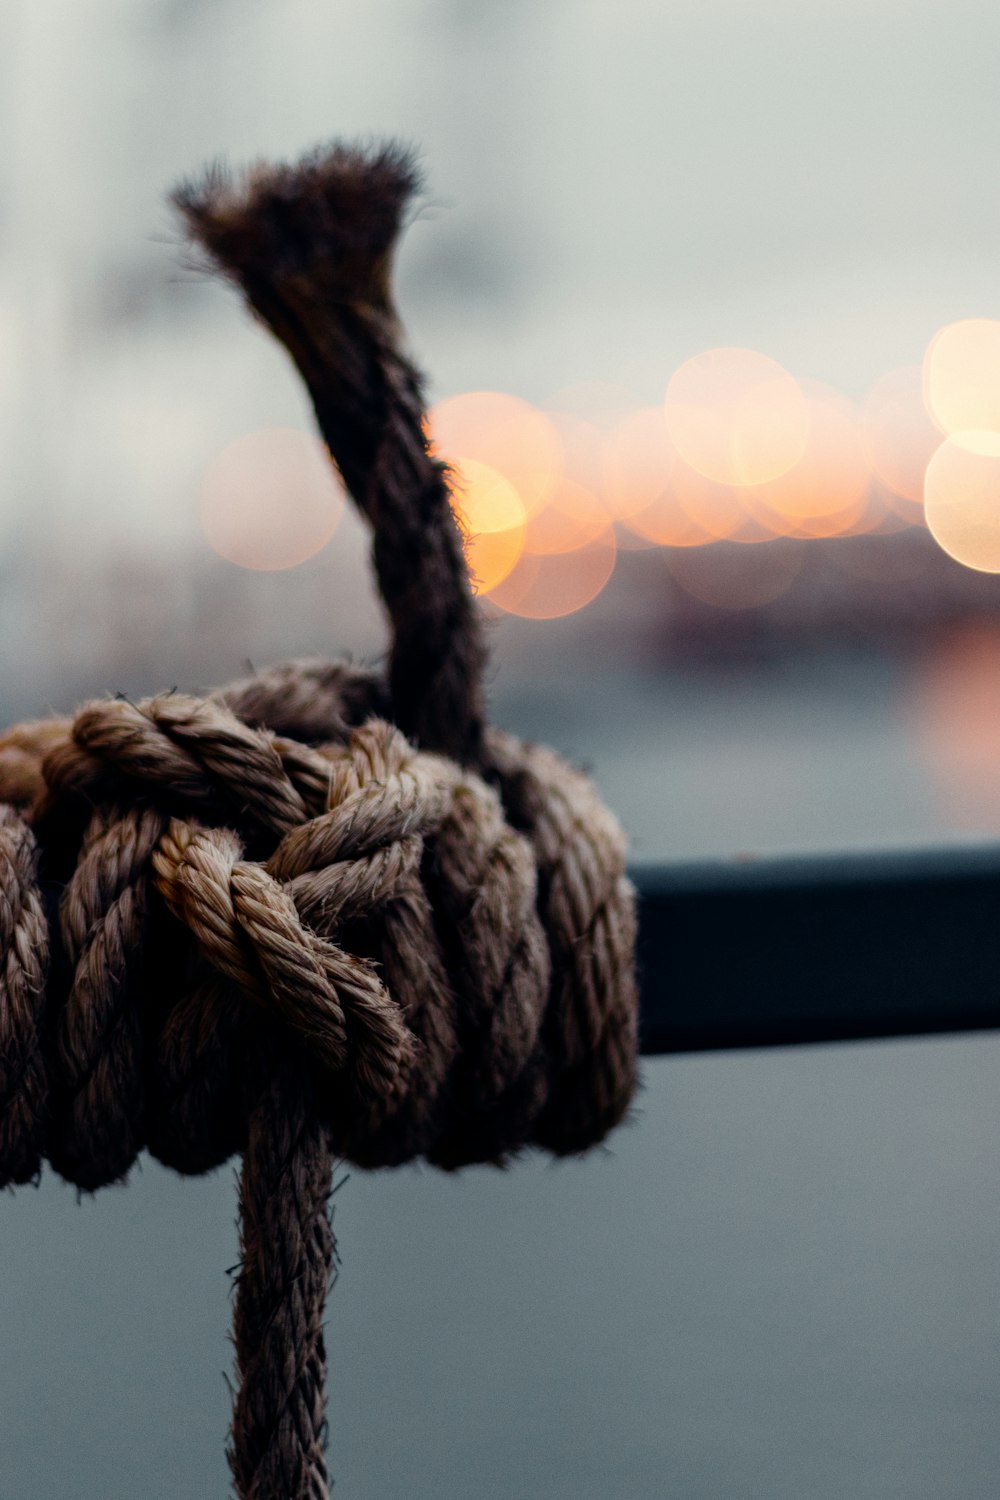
[635,844,1000,1054]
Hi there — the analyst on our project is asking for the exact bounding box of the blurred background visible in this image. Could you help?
[2,2,1000,1496]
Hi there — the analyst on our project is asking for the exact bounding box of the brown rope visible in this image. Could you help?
[0,142,638,1498]
[174,143,487,768]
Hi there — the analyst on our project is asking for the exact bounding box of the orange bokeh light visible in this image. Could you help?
[471,408,615,557]
[835,483,920,539]
[523,481,612,555]
[671,457,782,543]
[487,530,617,619]
[923,432,1000,573]
[602,406,677,522]
[200,427,344,571]
[749,384,870,538]
[924,319,1000,445]
[449,456,527,594]
[861,365,940,513]
[619,487,720,548]
[664,347,808,487]
[428,391,562,517]
[546,410,607,492]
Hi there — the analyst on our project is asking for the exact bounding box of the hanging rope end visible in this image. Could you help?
[173,139,423,311]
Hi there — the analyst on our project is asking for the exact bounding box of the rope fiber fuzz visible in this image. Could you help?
[0,141,639,1498]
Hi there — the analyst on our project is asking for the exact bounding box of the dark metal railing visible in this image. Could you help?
[634,844,1000,1054]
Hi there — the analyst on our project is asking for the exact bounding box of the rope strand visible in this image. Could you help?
[174,145,487,767]
[230,1057,333,1500]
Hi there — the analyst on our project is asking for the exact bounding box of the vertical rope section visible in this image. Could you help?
[175,144,490,1498]
[50,804,164,1187]
[0,805,49,1184]
[229,1057,334,1500]
[174,144,487,768]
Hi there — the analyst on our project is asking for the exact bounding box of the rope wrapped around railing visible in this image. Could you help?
[0,143,638,1499]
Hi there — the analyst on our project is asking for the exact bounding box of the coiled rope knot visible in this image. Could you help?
[0,669,636,1187]
[0,140,639,1500]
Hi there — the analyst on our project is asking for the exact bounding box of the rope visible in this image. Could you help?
[0,142,639,1499]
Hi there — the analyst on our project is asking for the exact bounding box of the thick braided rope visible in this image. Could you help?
[0,141,639,1500]
[231,1057,334,1500]
[0,687,633,1175]
[0,804,49,1184]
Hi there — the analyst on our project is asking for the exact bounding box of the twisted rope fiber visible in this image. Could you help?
[0,142,639,1498]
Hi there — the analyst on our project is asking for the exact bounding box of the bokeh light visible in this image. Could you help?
[664,347,808,487]
[749,383,870,538]
[449,457,527,593]
[428,391,562,517]
[487,529,617,618]
[861,365,940,516]
[848,492,922,536]
[523,480,612,555]
[200,426,344,571]
[546,410,606,493]
[602,406,677,523]
[924,320,1000,445]
[617,483,720,548]
[923,432,1000,572]
[521,410,615,552]
[671,457,780,543]
[417,337,1000,610]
